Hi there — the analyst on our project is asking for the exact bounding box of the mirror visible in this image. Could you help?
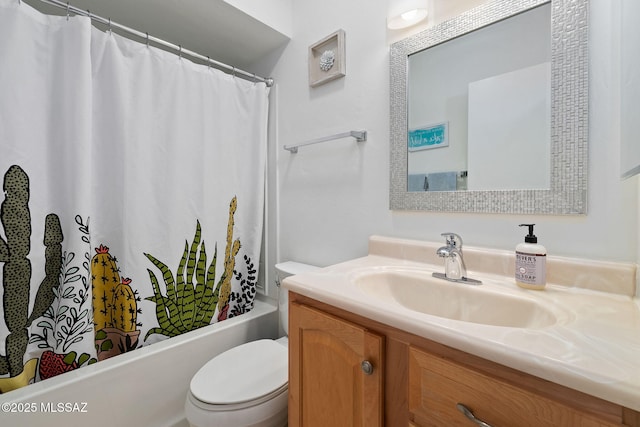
[621,0,640,179]
[390,0,589,214]
[408,4,551,192]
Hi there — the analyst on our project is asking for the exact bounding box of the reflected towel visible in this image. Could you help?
[426,172,457,191]
[408,174,428,191]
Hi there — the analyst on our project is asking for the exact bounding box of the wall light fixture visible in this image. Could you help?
[387,6,428,30]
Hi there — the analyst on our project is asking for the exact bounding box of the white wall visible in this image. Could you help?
[223,0,292,38]
[253,0,638,276]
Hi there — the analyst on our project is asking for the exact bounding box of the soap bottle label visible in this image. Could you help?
[515,251,546,285]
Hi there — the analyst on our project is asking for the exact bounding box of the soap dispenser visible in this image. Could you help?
[515,224,547,290]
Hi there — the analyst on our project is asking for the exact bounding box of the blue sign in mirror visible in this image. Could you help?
[408,122,448,151]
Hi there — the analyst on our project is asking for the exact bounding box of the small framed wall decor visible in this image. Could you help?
[309,29,346,87]
[408,122,449,151]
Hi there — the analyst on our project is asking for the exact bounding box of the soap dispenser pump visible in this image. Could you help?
[515,224,547,290]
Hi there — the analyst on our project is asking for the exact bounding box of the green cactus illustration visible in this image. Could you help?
[0,165,63,381]
[29,214,96,386]
[144,197,241,339]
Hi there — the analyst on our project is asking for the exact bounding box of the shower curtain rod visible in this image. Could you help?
[31,0,274,87]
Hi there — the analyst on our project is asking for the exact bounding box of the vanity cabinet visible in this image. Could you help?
[409,346,624,427]
[289,293,640,427]
[288,302,384,427]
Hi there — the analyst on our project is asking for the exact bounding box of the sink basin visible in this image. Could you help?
[352,269,557,328]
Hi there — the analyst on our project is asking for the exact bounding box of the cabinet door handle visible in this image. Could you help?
[456,403,494,427]
[361,360,374,375]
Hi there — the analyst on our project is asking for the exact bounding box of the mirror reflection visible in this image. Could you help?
[407,4,551,192]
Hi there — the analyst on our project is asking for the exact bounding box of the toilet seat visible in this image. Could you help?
[189,339,288,408]
[185,386,288,427]
[187,384,287,412]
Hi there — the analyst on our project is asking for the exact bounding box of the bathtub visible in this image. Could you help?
[0,298,278,427]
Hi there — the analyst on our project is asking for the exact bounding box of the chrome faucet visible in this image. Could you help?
[433,233,481,285]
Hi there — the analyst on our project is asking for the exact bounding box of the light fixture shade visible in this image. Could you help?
[387,7,428,30]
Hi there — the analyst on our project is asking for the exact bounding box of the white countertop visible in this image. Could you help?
[282,236,640,412]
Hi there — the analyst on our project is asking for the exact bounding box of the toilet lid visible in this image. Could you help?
[190,339,288,405]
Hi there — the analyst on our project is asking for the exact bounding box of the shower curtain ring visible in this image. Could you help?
[108,18,112,35]
[146,32,149,48]
[232,66,236,78]
[179,45,182,60]
[66,2,70,20]
[253,73,257,85]
[207,56,211,70]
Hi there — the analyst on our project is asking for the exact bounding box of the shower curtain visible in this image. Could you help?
[0,0,269,392]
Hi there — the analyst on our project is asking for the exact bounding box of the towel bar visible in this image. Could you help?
[284,130,367,153]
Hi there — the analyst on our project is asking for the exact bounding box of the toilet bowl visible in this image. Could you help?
[184,262,319,427]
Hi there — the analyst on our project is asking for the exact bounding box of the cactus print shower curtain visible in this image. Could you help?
[0,0,269,392]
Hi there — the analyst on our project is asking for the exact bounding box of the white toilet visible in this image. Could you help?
[184,261,319,427]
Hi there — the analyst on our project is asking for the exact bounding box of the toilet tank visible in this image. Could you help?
[275,262,320,335]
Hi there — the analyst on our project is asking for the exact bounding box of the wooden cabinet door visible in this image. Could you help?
[289,302,383,427]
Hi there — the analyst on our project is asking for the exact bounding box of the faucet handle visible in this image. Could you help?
[441,232,463,248]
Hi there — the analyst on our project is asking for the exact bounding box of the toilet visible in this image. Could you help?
[184,261,320,427]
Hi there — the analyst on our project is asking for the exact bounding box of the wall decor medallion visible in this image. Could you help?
[309,29,346,87]
[319,50,335,71]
